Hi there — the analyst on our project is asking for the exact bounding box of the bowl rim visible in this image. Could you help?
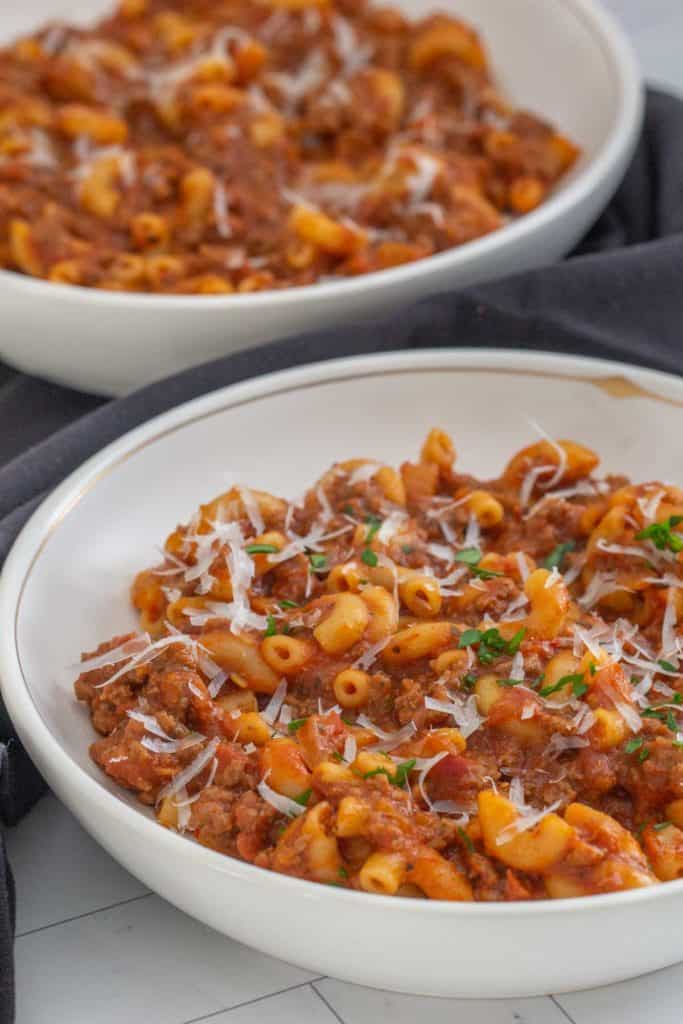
[0,0,643,310]
[2,346,683,918]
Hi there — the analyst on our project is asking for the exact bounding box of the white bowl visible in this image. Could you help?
[0,0,642,396]
[2,349,683,998]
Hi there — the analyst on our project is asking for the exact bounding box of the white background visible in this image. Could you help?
[8,2,683,1021]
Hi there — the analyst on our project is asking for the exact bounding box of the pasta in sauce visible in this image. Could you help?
[74,431,683,900]
[0,0,579,293]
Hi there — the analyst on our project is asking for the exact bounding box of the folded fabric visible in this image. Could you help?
[1,88,682,1023]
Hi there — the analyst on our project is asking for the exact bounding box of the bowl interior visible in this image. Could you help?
[11,351,683,815]
[1,0,622,187]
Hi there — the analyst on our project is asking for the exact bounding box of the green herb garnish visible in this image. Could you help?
[458,628,483,649]
[472,566,503,580]
[543,541,576,571]
[361,548,378,567]
[338,865,349,878]
[454,548,482,566]
[365,515,382,542]
[463,673,477,689]
[287,718,307,734]
[309,553,328,571]
[363,759,416,788]
[638,746,651,763]
[642,705,679,732]
[279,599,299,610]
[659,659,678,673]
[265,614,277,637]
[245,543,280,555]
[343,505,355,516]
[401,544,414,555]
[507,628,526,655]
[458,627,525,666]
[293,788,312,806]
[497,678,524,687]
[453,546,502,580]
[636,516,683,553]
[625,736,644,754]
[457,826,475,853]
[539,673,585,699]
[393,758,416,787]
[654,821,672,832]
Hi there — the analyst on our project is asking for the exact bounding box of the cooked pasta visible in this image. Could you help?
[73,430,683,900]
[0,0,578,294]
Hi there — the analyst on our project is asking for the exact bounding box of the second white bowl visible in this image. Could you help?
[0,0,642,395]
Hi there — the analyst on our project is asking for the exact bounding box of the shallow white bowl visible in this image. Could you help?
[0,0,642,396]
[2,349,683,997]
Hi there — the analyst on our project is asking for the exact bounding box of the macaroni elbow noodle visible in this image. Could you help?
[313,593,369,654]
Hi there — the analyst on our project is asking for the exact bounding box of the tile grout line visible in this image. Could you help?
[180,978,326,1024]
[550,995,579,1024]
[14,891,152,939]
[311,982,347,1024]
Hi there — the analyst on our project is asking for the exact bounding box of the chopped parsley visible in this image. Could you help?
[658,659,678,673]
[497,678,524,687]
[338,865,349,878]
[539,673,586,699]
[543,541,576,571]
[331,751,344,762]
[264,614,278,637]
[245,543,280,555]
[472,566,504,580]
[625,736,644,754]
[507,628,526,655]
[458,628,483,649]
[287,718,307,734]
[454,547,482,566]
[293,788,312,806]
[393,758,417,787]
[279,599,299,610]
[463,672,477,689]
[654,821,672,832]
[365,515,382,542]
[457,826,475,853]
[642,705,679,732]
[458,627,525,665]
[343,504,355,516]
[401,544,414,555]
[639,747,651,763]
[636,515,683,553]
[453,546,502,580]
[309,553,328,572]
[361,548,378,567]
[363,758,416,788]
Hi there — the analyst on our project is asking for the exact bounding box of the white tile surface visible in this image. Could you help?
[555,963,683,1024]
[7,793,147,935]
[199,985,339,1024]
[314,979,568,1024]
[8,4,683,1023]
[15,893,315,1024]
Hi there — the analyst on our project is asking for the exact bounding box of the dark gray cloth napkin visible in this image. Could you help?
[1,87,682,1021]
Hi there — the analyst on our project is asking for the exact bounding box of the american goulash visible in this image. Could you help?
[0,0,579,293]
[73,431,683,900]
